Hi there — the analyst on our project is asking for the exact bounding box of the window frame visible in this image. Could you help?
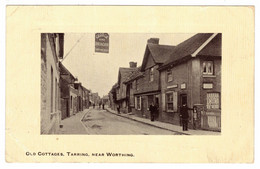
[166,92,174,112]
[203,60,214,75]
[206,92,220,110]
[166,69,173,82]
[136,96,141,110]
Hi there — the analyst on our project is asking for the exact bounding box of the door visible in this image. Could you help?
[180,94,187,107]
[179,94,187,125]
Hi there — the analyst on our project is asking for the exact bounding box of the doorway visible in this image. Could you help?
[180,94,187,107]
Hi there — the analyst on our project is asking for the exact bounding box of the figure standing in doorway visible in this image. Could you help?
[180,103,192,131]
[149,102,158,122]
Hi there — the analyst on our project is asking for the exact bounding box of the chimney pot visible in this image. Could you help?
[147,38,159,44]
[129,62,137,68]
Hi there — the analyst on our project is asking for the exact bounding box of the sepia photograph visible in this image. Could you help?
[5,6,254,163]
[41,33,222,135]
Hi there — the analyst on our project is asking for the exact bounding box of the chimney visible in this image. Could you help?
[129,62,137,68]
[147,38,159,44]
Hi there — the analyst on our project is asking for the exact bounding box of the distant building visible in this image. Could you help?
[115,62,138,113]
[41,33,64,134]
[74,83,84,112]
[92,92,100,105]
[82,86,90,109]
[101,95,109,105]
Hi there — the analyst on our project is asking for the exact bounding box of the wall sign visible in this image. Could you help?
[95,33,109,53]
[167,84,178,89]
[180,83,186,89]
[203,83,213,89]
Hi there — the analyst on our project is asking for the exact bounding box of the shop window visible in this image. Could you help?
[149,67,154,82]
[207,93,220,109]
[166,93,173,111]
[203,61,214,75]
[136,96,141,110]
[167,69,173,82]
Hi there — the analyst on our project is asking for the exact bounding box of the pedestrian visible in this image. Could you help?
[117,105,120,114]
[149,102,158,122]
[180,103,192,131]
[93,103,95,109]
[102,103,105,110]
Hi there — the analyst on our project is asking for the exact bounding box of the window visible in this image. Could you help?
[167,69,173,82]
[51,67,53,113]
[149,67,154,82]
[203,61,213,75]
[166,93,173,111]
[136,96,141,110]
[207,93,220,109]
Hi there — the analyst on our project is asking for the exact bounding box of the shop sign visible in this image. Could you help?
[203,83,213,89]
[167,84,178,89]
[181,83,186,89]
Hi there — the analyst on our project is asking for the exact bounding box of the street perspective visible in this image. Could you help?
[41,33,221,135]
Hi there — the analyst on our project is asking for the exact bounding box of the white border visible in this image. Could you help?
[1,1,259,169]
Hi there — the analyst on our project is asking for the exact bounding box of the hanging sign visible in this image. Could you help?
[95,33,109,53]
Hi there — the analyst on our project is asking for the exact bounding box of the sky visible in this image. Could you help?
[62,33,196,97]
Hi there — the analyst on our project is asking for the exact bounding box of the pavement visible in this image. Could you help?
[105,107,220,135]
[58,109,90,134]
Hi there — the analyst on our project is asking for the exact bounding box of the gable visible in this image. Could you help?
[198,33,222,57]
[145,53,156,70]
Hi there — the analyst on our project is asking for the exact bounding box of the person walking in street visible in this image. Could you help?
[117,105,120,114]
[102,103,105,110]
[180,103,192,131]
[93,103,95,109]
[149,102,158,122]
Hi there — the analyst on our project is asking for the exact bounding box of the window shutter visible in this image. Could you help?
[162,93,165,111]
[173,91,178,112]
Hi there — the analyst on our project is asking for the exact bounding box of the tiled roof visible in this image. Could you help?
[160,33,220,68]
[118,67,138,83]
[148,44,176,63]
[123,67,144,83]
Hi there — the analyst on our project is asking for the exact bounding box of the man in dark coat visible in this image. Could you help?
[180,104,192,131]
[149,102,158,122]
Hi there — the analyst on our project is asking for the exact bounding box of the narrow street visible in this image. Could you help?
[81,108,178,135]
